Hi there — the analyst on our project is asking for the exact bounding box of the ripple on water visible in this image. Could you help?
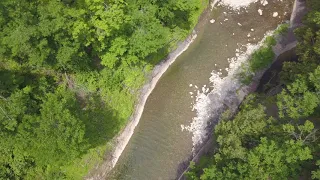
[109,1,294,179]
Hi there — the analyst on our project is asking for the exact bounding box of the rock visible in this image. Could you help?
[261,0,268,6]
[273,12,279,17]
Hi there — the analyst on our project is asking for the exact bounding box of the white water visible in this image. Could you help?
[87,0,299,178]
[220,0,258,8]
[87,33,198,180]
[110,34,198,167]
[183,31,275,150]
[183,0,285,153]
[213,0,270,10]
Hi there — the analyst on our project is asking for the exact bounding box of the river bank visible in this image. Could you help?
[178,0,308,179]
[109,0,293,179]
[106,0,294,179]
[85,6,207,180]
[91,35,198,180]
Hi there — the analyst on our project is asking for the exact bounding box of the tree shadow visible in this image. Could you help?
[256,48,298,93]
[79,94,124,148]
[145,43,172,66]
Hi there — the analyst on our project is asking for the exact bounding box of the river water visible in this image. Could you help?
[109,1,293,179]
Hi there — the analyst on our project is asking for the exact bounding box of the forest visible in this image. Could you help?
[0,0,207,179]
[186,0,320,179]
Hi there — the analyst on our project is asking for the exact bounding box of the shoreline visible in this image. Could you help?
[177,0,307,179]
[86,2,214,179]
[86,30,198,180]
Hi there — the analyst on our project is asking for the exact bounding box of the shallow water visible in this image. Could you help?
[109,1,293,179]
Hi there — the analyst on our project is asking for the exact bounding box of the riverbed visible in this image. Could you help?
[108,1,294,179]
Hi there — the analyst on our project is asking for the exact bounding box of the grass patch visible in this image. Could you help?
[239,23,292,85]
[249,45,275,72]
[275,23,289,35]
[240,35,276,84]
[239,23,290,85]
[63,144,112,179]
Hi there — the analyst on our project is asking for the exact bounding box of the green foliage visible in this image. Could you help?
[187,6,320,175]
[277,68,320,119]
[312,161,320,179]
[30,89,86,167]
[0,0,207,178]
[239,64,254,85]
[249,45,275,72]
[239,35,276,84]
[186,97,316,179]
[187,3,320,177]
[63,144,111,179]
[185,161,200,180]
[275,23,289,35]
[187,91,319,179]
[215,105,272,159]
[280,2,320,84]
[198,138,312,180]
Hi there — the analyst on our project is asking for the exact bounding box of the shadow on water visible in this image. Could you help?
[175,116,221,180]
[175,157,193,180]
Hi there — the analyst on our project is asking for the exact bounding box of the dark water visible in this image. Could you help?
[109,1,294,179]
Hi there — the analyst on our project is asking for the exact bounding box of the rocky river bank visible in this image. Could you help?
[177,0,308,179]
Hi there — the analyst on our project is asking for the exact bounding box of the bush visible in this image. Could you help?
[249,46,275,72]
[238,35,276,84]
[275,23,289,35]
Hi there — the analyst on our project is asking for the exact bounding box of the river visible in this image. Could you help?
[109,1,294,179]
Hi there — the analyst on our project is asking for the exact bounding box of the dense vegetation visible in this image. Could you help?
[239,34,276,85]
[186,0,320,179]
[0,0,207,179]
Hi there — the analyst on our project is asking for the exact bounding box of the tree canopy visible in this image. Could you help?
[0,0,207,178]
